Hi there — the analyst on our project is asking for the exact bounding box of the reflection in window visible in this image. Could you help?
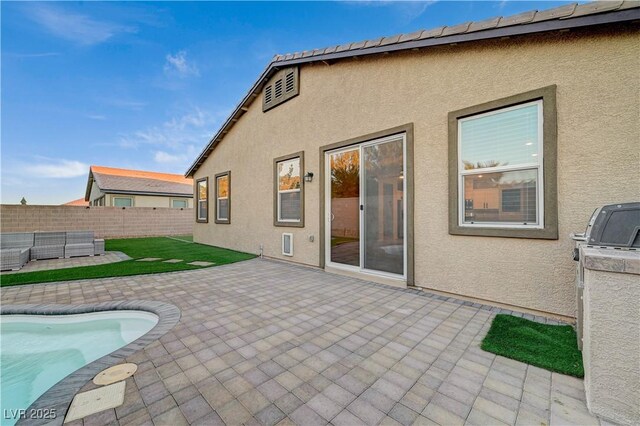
[463,170,537,224]
[172,199,188,208]
[113,197,132,207]
[197,179,208,221]
[277,158,301,222]
[459,100,542,227]
[216,174,229,222]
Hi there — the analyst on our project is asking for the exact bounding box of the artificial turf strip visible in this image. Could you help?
[0,237,256,287]
[481,314,584,378]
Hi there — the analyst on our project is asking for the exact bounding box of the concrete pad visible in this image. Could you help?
[187,261,215,266]
[163,259,184,263]
[136,258,162,262]
[65,381,126,423]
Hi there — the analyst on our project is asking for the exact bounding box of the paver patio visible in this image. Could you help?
[0,259,598,426]
[0,251,129,275]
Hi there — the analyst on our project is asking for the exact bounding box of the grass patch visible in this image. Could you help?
[481,314,583,377]
[0,237,255,287]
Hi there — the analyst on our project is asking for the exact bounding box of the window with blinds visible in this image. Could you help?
[458,100,543,228]
[262,67,299,112]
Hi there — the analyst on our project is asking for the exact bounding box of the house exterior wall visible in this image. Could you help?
[193,26,639,317]
[104,194,193,208]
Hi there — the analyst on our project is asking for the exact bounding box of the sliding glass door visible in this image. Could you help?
[326,134,406,279]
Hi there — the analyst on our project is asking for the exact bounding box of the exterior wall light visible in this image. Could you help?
[304,172,314,183]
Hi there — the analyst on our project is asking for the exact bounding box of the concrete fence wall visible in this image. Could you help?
[0,205,193,239]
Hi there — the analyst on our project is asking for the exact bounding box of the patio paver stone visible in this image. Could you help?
[0,258,597,426]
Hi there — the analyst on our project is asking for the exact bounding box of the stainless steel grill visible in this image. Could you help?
[572,202,640,349]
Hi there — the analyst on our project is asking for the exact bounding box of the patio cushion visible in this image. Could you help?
[30,245,65,260]
[1,232,34,250]
[66,231,94,245]
[65,243,95,258]
[34,232,66,247]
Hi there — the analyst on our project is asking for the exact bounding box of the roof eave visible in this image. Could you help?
[184,7,640,178]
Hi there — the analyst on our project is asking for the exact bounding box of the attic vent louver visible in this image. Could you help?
[274,79,283,98]
[285,72,294,93]
[263,67,299,112]
[265,86,273,104]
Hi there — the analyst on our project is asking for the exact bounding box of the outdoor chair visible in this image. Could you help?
[0,232,34,271]
[65,231,96,258]
[31,232,66,260]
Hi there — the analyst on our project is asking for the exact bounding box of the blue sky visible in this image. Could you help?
[1,0,576,205]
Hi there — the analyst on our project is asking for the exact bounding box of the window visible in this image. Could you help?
[172,199,188,208]
[274,152,304,227]
[196,178,208,223]
[263,67,299,112]
[448,86,557,239]
[113,197,132,207]
[215,172,230,224]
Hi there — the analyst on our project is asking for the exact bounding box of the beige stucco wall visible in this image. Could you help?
[193,26,640,317]
[102,194,193,208]
[88,181,104,204]
[581,248,640,425]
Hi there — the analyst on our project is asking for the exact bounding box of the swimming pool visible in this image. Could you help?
[0,311,158,426]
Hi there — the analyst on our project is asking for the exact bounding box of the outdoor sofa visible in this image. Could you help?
[0,232,34,271]
[0,231,105,271]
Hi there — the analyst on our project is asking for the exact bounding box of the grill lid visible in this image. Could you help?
[586,202,640,248]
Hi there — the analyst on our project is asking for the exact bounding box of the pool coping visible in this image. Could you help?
[1,300,181,426]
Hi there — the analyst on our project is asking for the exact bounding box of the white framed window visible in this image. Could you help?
[172,199,188,208]
[275,155,303,225]
[458,100,544,229]
[113,197,133,207]
[196,178,208,222]
[215,172,230,224]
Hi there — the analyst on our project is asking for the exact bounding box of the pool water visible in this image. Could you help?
[0,311,158,426]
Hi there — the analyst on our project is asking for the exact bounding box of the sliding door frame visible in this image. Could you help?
[319,123,414,286]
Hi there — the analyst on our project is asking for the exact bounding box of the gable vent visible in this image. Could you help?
[285,72,295,93]
[263,67,299,112]
[265,85,273,104]
[282,233,293,256]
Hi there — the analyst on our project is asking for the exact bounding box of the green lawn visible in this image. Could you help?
[0,237,255,287]
[481,314,584,377]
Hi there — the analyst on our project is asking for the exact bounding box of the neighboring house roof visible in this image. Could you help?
[85,166,193,201]
[185,1,640,177]
[63,198,90,206]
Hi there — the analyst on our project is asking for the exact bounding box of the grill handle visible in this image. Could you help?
[571,232,587,242]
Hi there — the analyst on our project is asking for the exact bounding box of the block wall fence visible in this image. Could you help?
[0,205,193,238]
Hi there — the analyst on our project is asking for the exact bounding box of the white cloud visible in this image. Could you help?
[343,0,437,22]
[154,150,190,164]
[25,159,89,178]
[86,114,106,120]
[164,51,199,78]
[24,4,136,45]
[117,107,226,170]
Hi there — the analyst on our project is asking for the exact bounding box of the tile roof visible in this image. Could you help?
[185,1,640,177]
[91,166,192,186]
[270,1,638,63]
[88,166,193,199]
[63,198,90,206]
